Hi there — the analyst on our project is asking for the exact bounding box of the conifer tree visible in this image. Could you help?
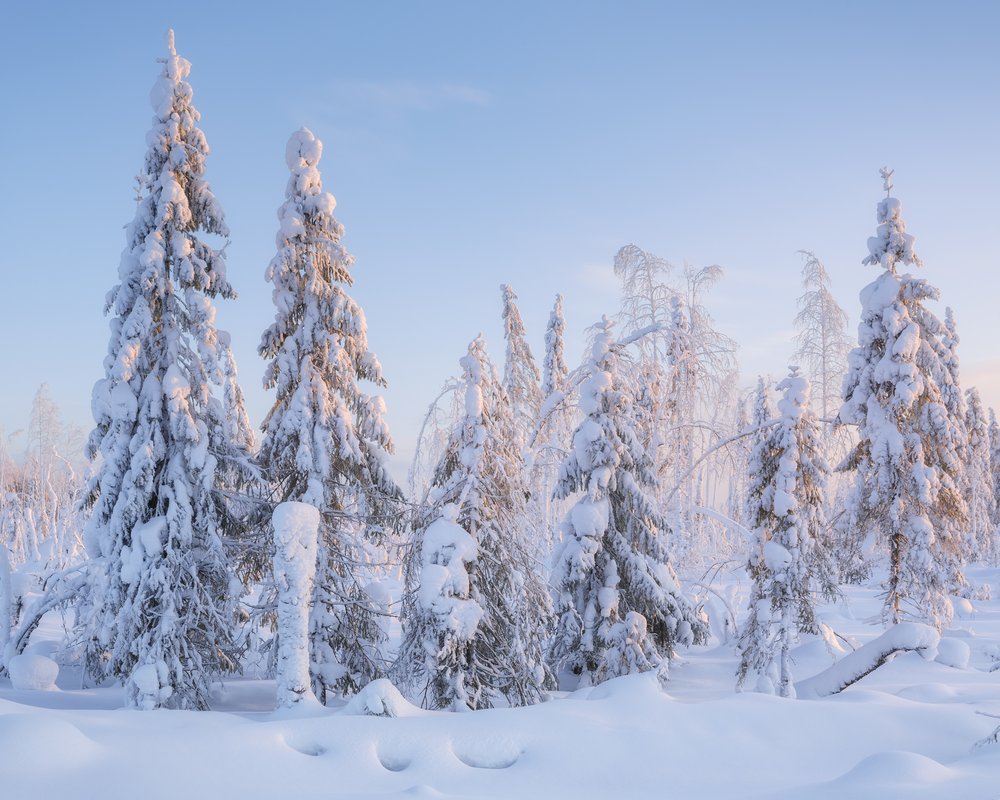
[965,388,997,563]
[258,128,401,702]
[536,294,573,555]
[397,337,553,709]
[500,284,542,446]
[739,378,774,534]
[549,318,706,687]
[81,31,257,710]
[541,295,569,417]
[840,169,967,628]
[990,408,1000,530]
[737,368,834,697]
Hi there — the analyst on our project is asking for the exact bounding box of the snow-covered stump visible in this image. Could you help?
[796,623,939,698]
[273,502,321,708]
[8,653,59,691]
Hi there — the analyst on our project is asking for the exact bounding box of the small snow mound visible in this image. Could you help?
[585,671,665,702]
[836,751,952,786]
[343,679,422,718]
[8,654,59,691]
[0,714,97,768]
[950,596,977,620]
[400,787,446,798]
[895,683,958,703]
[934,638,970,669]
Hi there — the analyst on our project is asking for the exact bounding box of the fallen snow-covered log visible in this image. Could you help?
[795,622,939,698]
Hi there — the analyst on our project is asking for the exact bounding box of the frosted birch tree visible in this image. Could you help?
[549,318,706,688]
[737,368,834,697]
[792,252,851,426]
[258,128,401,702]
[81,31,258,710]
[840,169,967,629]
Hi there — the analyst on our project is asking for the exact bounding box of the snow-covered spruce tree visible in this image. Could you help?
[81,31,258,710]
[965,388,997,563]
[500,284,543,446]
[549,318,707,688]
[934,307,971,583]
[839,169,967,628]
[397,336,553,710]
[499,284,548,561]
[990,408,1000,530]
[258,128,401,703]
[737,368,835,697]
[535,294,574,557]
[740,377,773,532]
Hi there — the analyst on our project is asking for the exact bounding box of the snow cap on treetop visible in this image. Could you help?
[286,128,323,171]
[862,167,922,274]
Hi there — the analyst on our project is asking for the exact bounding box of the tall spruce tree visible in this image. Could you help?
[990,408,1000,531]
[840,169,967,628]
[81,31,257,710]
[737,368,834,697]
[536,294,574,557]
[549,318,706,687]
[258,128,401,703]
[397,337,553,710]
[500,284,542,446]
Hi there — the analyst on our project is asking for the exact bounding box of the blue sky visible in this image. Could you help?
[2,1,998,476]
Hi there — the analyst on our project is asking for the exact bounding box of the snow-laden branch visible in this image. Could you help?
[663,417,781,505]
[690,506,754,543]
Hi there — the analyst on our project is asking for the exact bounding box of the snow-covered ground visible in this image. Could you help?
[3,570,1000,799]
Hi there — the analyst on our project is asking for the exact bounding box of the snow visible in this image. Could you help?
[3,571,1000,797]
[7,654,59,691]
[342,680,424,718]
[796,622,940,698]
[272,502,320,708]
[935,637,970,670]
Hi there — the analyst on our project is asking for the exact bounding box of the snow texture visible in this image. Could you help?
[796,622,939,698]
[273,502,321,708]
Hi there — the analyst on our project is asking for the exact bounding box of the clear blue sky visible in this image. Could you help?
[2,1,998,477]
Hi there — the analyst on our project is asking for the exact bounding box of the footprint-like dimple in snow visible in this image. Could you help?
[283,734,328,757]
[376,745,412,772]
[450,737,522,769]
